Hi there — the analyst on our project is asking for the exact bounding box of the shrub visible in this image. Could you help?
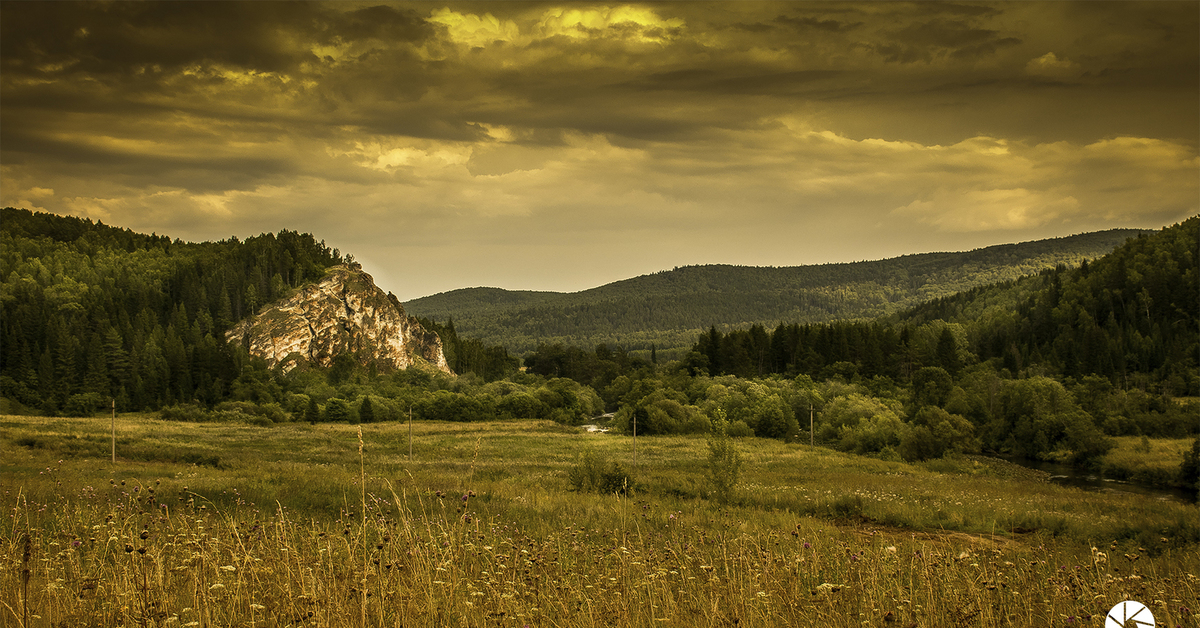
[727,420,754,438]
[64,392,107,417]
[214,401,289,423]
[706,415,743,504]
[496,391,547,420]
[415,390,495,422]
[567,450,631,495]
[359,395,375,423]
[160,404,209,422]
[899,406,979,461]
[838,413,903,455]
[1180,437,1200,491]
[324,398,351,422]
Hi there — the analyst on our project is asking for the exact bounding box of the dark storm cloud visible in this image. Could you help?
[869,18,1021,63]
[773,15,862,33]
[1,1,1195,299]
[1,2,434,76]
[628,68,848,97]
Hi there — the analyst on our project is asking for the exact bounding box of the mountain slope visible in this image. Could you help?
[0,208,452,414]
[404,229,1148,357]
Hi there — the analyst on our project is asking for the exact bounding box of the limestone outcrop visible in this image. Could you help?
[226,265,451,374]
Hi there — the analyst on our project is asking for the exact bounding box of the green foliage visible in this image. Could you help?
[899,406,978,461]
[0,207,344,413]
[358,395,375,423]
[305,395,320,424]
[324,398,351,423]
[63,392,107,417]
[567,450,631,495]
[1180,438,1200,493]
[706,414,743,504]
[159,400,287,425]
[405,229,1143,357]
[910,367,953,409]
[905,218,1199,397]
[418,317,519,382]
[414,390,494,422]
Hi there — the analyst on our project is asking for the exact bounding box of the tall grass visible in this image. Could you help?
[3,415,1198,627]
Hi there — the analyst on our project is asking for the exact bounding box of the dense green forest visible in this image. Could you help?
[0,207,348,414]
[3,208,1195,489]
[404,229,1146,358]
[517,218,1198,480]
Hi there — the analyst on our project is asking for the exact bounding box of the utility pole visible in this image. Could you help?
[809,403,814,448]
[111,398,116,463]
[408,405,413,461]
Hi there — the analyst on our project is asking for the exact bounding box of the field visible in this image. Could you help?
[2,414,1198,627]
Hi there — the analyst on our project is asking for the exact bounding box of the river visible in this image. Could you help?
[1005,457,1197,504]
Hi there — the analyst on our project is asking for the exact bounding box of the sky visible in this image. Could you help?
[2,2,1197,301]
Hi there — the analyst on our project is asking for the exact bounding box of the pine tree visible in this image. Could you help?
[359,396,375,423]
[305,396,320,424]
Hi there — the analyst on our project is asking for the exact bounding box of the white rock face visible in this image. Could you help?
[226,265,451,374]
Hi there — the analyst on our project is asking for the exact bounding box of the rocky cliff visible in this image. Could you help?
[226,265,451,374]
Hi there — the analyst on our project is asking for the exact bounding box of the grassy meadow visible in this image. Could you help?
[2,414,1198,627]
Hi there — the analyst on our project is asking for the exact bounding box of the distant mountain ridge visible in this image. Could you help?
[404,229,1150,358]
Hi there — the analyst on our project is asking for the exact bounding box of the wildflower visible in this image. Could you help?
[219,565,236,573]
[208,584,225,592]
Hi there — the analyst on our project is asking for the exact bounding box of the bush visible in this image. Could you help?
[359,395,375,423]
[1180,437,1200,491]
[160,404,209,422]
[567,450,631,495]
[706,415,743,504]
[215,401,288,423]
[727,420,754,438]
[838,413,903,455]
[324,398,351,423]
[64,392,107,417]
[496,391,548,420]
[415,390,495,422]
[899,406,979,461]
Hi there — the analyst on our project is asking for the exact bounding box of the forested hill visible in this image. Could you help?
[404,229,1147,358]
[0,207,346,414]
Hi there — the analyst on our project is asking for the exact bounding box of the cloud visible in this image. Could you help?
[869,18,1021,63]
[894,189,1080,231]
[1,2,1196,298]
[891,136,1198,231]
[1025,52,1080,78]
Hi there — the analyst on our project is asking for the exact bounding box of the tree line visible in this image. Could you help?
[1,207,344,414]
[4,208,1194,487]
[404,229,1144,356]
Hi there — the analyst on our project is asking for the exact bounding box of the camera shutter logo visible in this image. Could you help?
[1106,601,1154,628]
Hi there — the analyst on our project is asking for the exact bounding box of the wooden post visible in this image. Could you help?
[111,398,116,463]
[408,406,413,461]
[632,411,637,471]
[809,404,814,448]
